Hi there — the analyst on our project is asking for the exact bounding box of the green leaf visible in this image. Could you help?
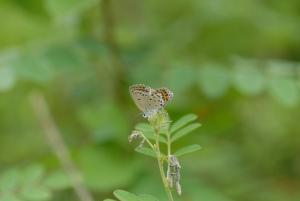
[0,194,22,201]
[171,123,201,142]
[143,132,167,144]
[268,76,299,107]
[103,199,117,201]
[43,45,85,71]
[113,190,140,201]
[135,147,156,158]
[135,123,153,132]
[111,191,159,201]
[76,147,140,191]
[138,194,159,201]
[0,4,50,46]
[12,54,54,83]
[171,114,198,133]
[45,0,99,20]
[44,170,70,190]
[78,102,129,143]
[198,64,230,99]
[21,164,44,185]
[0,169,20,192]
[174,144,202,157]
[0,67,16,92]
[166,64,196,94]
[135,123,167,144]
[233,63,265,95]
[20,186,51,201]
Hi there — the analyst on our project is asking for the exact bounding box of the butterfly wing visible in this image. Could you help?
[155,87,173,106]
[129,84,151,113]
[148,90,164,110]
[129,84,173,117]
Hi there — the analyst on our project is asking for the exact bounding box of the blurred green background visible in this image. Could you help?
[1,0,300,201]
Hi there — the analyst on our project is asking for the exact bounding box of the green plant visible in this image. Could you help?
[105,107,201,201]
[0,164,70,201]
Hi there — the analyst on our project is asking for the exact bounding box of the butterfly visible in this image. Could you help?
[129,84,173,118]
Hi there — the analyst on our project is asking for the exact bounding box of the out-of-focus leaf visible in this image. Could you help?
[183,177,234,201]
[171,123,201,142]
[130,173,165,200]
[135,147,156,158]
[76,147,140,191]
[0,67,16,92]
[45,0,98,20]
[113,190,140,201]
[43,45,85,71]
[128,63,163,86]
[12,54,54,83]
[78,102,128,143]
[103,199,117,201]
[0,194,22,201]
[44,170,70,190]
[0,3,50,46]
[138,194,159,201]
[268,76,299,107]
[20,186,51,201]
[170,114,198,133]
[0,169,20,192]
[174,144,202,157]
[198,64,230,98]
[166,65,196,94]
[233,62,265,95]
[20,164,44,185]
[75,38,105,56]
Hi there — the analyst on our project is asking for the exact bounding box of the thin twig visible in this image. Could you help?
[29,92,95,201]
[139,133,155,150]
[100,0,125,101]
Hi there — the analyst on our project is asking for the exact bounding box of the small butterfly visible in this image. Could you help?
[129,84,173,118]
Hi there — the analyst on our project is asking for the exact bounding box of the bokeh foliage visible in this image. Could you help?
[1,0,300,200]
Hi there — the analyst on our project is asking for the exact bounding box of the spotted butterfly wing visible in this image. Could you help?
[129,84,152,113]
[129,84,173,117]
[154,87,173,106]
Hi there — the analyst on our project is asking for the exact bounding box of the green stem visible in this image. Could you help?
[140,133,154,150]
[167,130,171,157]
[154,128,174,201]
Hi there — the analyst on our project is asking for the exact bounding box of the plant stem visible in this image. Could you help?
[154,128,174,201]
[140,133,154,149]
[167,130,171,157]
[29,92,95,201]
[100,0,125,102]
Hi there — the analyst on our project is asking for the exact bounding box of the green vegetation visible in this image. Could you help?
[123,111,201,201]
[1,0,300,201]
